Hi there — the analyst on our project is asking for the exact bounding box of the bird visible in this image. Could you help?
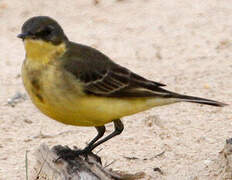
[18,16,227,158]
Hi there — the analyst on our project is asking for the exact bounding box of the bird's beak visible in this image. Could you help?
[17,32,30,39]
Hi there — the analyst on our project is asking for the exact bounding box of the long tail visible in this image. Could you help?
[174,94,227,107]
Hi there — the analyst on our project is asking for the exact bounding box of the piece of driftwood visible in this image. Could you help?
[217,138,232,180]
[31,144,145,180]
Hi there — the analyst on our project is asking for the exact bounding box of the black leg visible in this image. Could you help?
[82,119,124,153]
[87,126,106,147]
[57,120,124,160]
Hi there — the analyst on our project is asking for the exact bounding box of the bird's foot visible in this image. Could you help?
[54,146,91,162]
[53,145,103,164]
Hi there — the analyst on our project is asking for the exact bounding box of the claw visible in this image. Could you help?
[54,147,91,162]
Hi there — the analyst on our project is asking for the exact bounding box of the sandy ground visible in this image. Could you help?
[0,0,232,179]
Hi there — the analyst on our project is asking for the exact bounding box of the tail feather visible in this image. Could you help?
[174,94,227,107]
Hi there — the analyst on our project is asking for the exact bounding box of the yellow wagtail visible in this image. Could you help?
[18,16,227,158]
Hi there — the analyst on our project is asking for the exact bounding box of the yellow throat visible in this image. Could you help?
[24,39,66,64]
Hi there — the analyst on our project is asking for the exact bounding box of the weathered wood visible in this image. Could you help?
[217,138,232,180]
[31,144,145,180]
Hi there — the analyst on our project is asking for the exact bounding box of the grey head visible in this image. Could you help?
[18,16,68,45]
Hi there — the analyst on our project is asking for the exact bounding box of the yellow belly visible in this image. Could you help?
[30,94,176,126]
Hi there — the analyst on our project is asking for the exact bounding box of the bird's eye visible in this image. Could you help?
[36,26,53,37]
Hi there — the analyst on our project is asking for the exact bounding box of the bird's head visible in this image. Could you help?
[18,16,68,45]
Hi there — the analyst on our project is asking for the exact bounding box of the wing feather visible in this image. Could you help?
[81,65,171,97]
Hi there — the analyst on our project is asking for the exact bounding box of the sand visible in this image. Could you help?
[0,0,231,179]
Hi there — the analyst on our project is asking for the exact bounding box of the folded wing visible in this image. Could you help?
[79,64,173,97]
